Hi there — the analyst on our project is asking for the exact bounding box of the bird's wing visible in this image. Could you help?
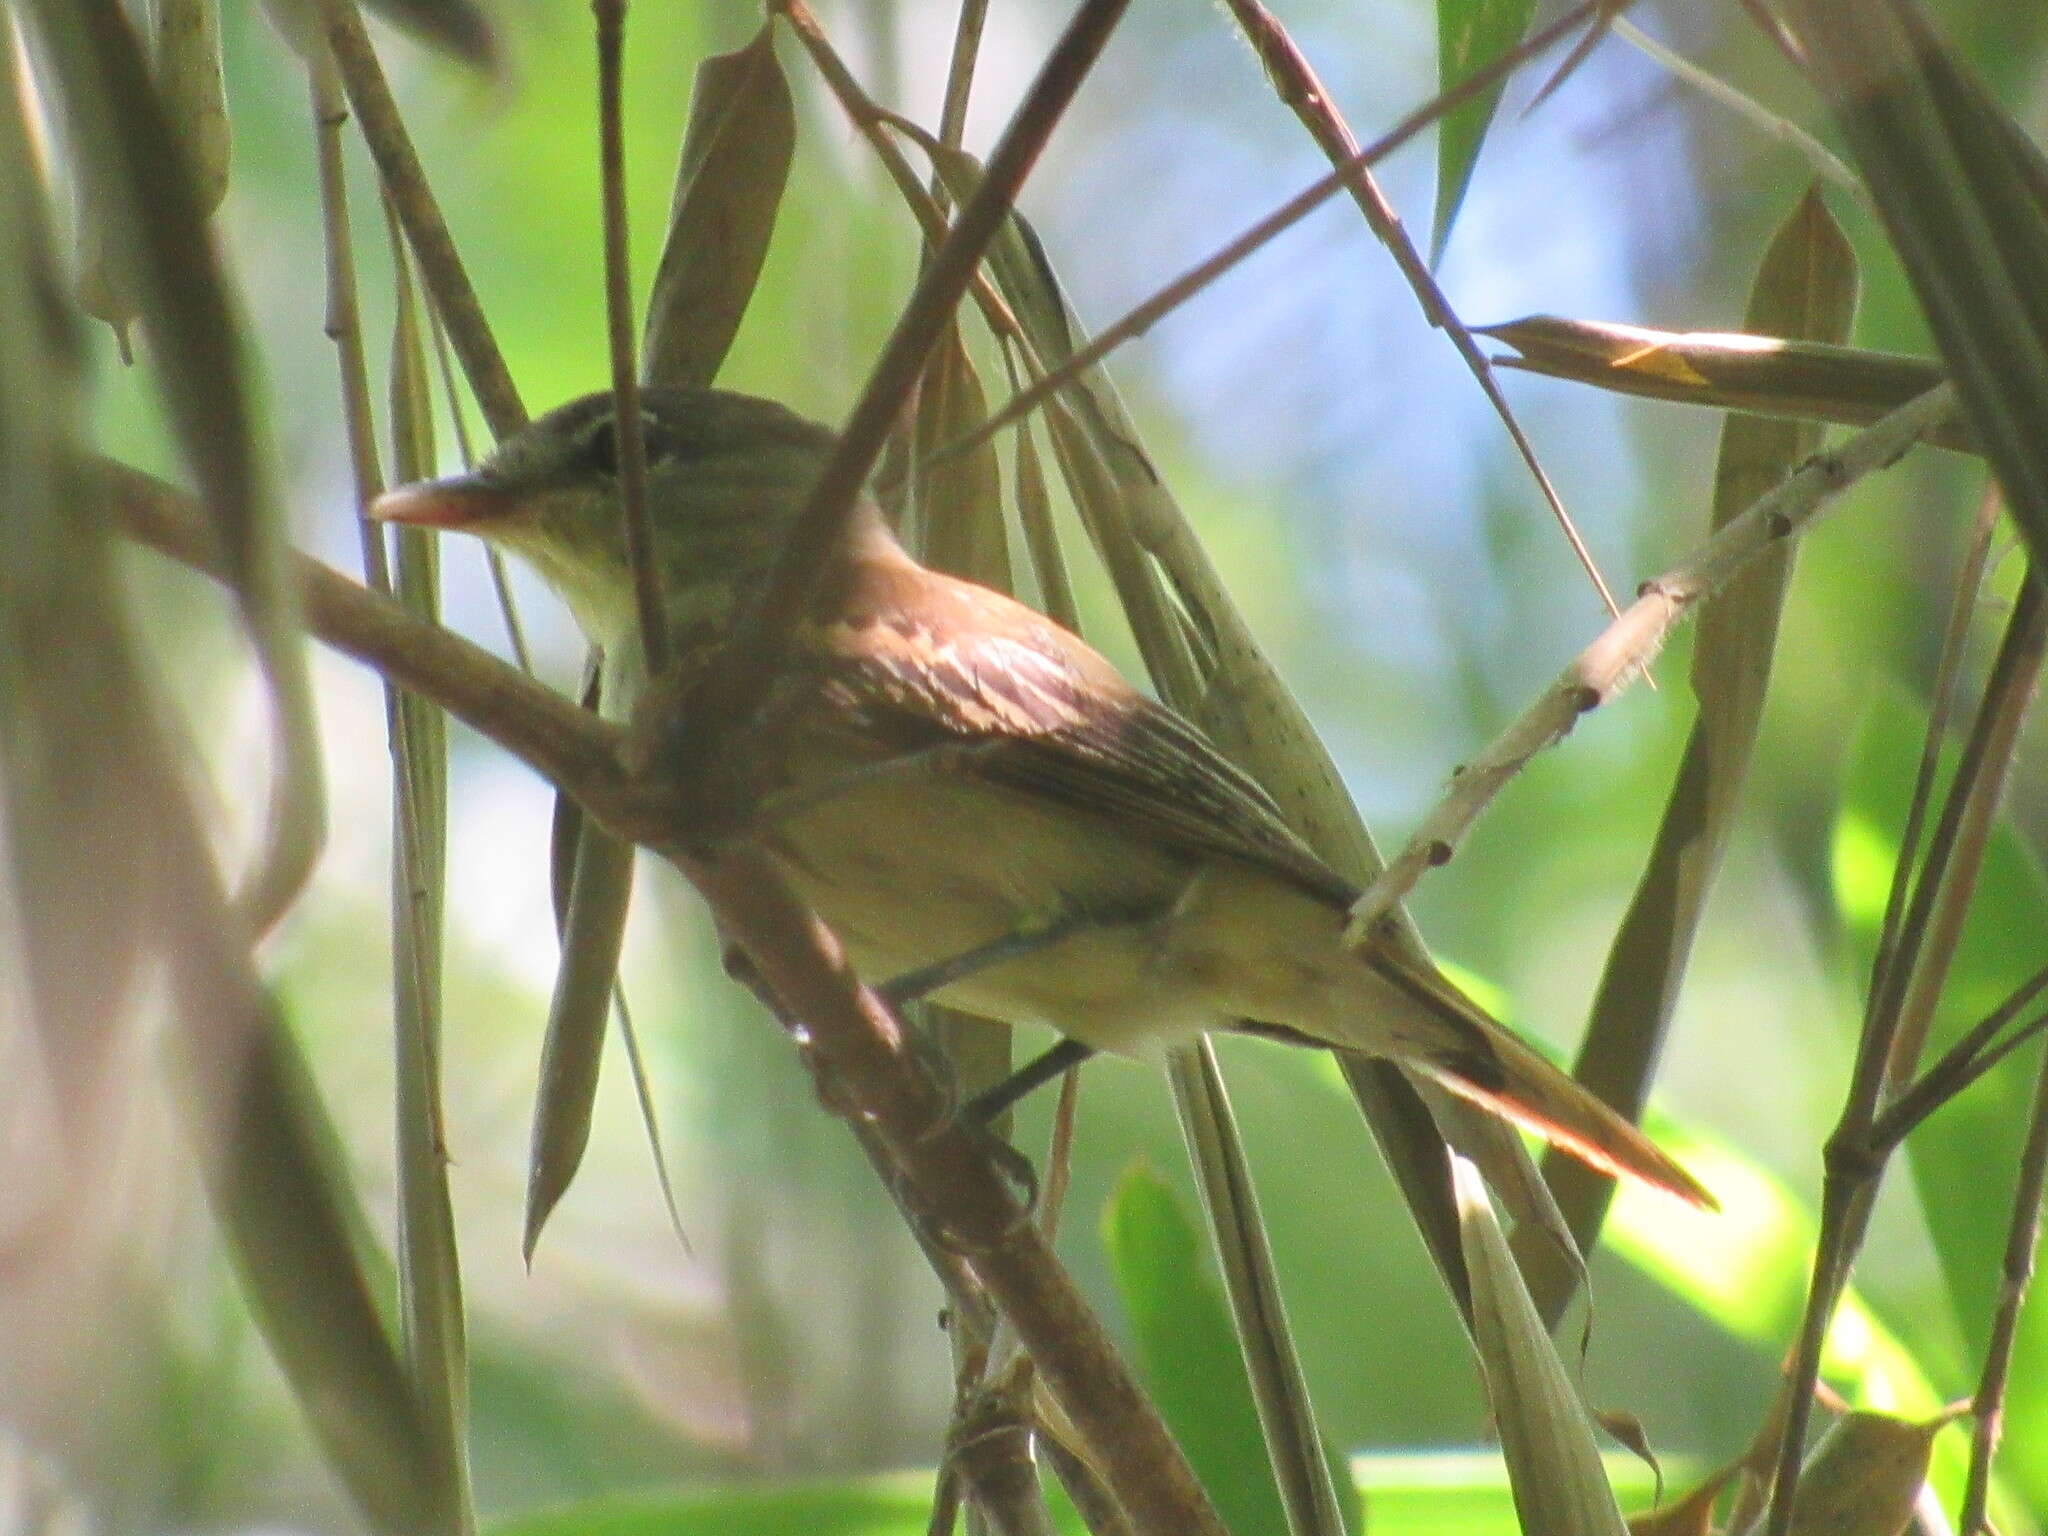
[774,558,1358,910]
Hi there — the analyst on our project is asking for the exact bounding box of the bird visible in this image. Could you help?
[370,385,1713,1209]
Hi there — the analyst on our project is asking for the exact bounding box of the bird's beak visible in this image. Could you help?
[368,474,519,529]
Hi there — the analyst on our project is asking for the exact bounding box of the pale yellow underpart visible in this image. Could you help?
[761,765,1434,1064]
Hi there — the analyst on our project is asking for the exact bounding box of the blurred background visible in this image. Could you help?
[7,0,2048,1529]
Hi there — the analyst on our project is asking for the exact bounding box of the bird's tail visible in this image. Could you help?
[1296,942,1716,1210]
[1417,1011,1716,1210]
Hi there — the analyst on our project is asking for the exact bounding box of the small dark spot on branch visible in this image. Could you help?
[1573,684,1602,713]
[1803,450,1848,488]
[1426,839,1453,867]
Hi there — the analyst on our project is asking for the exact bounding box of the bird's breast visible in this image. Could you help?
[753,773,1230,1056]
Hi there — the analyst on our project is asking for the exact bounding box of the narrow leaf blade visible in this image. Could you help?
[1432,0,1534,263]
[643,22,796,391]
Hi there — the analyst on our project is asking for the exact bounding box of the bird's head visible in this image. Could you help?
[371,387,836,653]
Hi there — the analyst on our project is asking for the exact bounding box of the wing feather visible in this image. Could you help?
[775,558,1357,910]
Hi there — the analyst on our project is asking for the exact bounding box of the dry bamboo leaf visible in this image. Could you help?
[1455,1157,1629,1536]
[912,325,1010,590]
[1519,188,1858,1320]
[1008,413,1080,627]
[153,0,230,214]
[73,188,137,362]
[643,21,795,391]
[1595,1409,1663,1503]
[1168,1044,1351,1536]
[366,0,500,67]
[1626,1464,1732,1536]
[1479,315,1967,450]
[525,823,636,1263]
[1781,1410,1951,1536]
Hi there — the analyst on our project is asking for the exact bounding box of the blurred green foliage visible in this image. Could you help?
[12,0,2048,1533]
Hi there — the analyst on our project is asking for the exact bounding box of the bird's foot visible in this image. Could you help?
[963,1037,1096,1123]
[875,901,1163,1011]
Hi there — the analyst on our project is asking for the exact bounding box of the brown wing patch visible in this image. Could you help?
[785,558,1357,909]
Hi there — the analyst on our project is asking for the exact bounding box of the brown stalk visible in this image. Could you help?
[670,847,1229,1536]
[1220,0,1625,625]
[1875,484,2004,1085]
[1961,1028,2048,1533]
[110,465,1228,1536]
[719,0,1132,715]
[319,0,526,438]
[1763,572,2046,1534]
[591,0,668,677]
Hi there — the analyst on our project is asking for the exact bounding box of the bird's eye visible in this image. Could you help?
[583,411,676,478]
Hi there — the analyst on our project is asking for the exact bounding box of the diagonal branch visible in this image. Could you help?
[959,0,1600,456]
[1343,383,1958,943]
[1220,0,1625,623]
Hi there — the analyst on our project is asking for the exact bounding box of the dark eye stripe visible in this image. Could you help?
[582,411,678,476]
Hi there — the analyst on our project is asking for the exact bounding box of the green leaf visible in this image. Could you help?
[1167,1042,1355,1536]
[386,221,473,1530]
[1432,0,1534,264]
[1783,4,2048,579]
[643,22,796,391]
[1453,1159,1627,1536]
[1101,1161,1294,1536]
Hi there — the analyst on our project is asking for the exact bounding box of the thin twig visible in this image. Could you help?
[720,0,1131,711]
[957,0,1601,456]
[1222,0,1626,625]
[1612,19,1865,201]
[591,0,667,676]
[776,0,1031,352]
[1877,484,2003,1083]
[423,294,536,671]
[1765,572,2047,1535]
[1344,384,1958,941]
[1888,570,2048,1075]
[1874,959,2048,1151]
[320,0,525,438]
[109,466,635,827]
[935,0,987,170]
[1874,1005,2048,1153]
[1961,1028,2048,1533]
